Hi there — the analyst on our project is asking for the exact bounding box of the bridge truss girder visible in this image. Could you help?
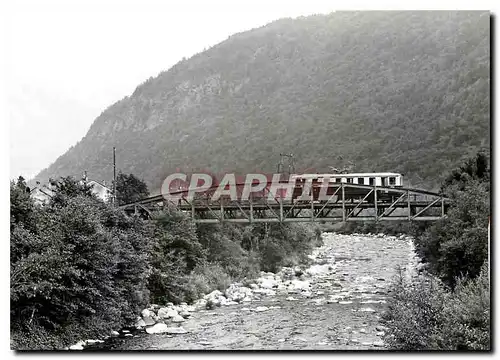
[121,183,449,224]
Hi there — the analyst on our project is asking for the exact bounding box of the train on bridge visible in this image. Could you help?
[120,171,448,223]
[164,172,406,202]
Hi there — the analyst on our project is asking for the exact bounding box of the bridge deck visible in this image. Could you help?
[120,183,449,224]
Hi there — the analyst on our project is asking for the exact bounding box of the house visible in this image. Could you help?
[79,171,112,202]
[30,173,112,205]
[30,184,55,206]
[87,179,112,202]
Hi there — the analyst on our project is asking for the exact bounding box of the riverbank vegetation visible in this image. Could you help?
[10,176,321,350]
[381,150,490,350]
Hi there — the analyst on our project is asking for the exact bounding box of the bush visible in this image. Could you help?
[11,178,152,350]
[182,263,233,303]
[382,269,449,350]
[439,263,490,350]
[257,222,321,272]
[382,263,490,350]
[414,181,489,287]
[148,207,206,304]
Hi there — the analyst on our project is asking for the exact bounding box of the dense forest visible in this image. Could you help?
[32,11,490,192]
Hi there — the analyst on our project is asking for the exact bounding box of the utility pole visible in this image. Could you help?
[112,147,116,207]
[277,153,295,180]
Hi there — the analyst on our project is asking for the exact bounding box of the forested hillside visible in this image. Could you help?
[33,11,490,192]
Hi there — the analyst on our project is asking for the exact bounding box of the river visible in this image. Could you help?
[84,232,413,350]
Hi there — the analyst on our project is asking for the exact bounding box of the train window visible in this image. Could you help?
[346,178,352,183]
[369,177,375,185]
[389,177,396,185]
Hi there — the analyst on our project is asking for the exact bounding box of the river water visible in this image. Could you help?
[83,232,413,351]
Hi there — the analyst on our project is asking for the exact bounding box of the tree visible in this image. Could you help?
[10,177,36,231]
[147,206,205,304]
[48,176,95,207]
[414,150,490,287]
[11,176,152,350]
[115,172,149,206]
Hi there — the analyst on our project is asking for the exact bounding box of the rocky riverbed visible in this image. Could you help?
[81,232,415,351]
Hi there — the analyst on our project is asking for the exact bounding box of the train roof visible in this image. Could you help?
[291,173,402,178]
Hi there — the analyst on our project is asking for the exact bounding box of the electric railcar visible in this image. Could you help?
[290,172,404,187]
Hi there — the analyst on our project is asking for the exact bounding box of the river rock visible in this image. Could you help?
[110,330,119,337]
[135,318,146,328]
[277,267,295,280]
[204,290,223,302]
[360,307,376,312]
[158,307,178,319]
[288,279,310,291]
[225,284,253,302]
[223,299,239,306]
[253,288,276,296]
[258,277,279,289]
[69,341,85,350]
[254,306,269,312]
[146,324,188,334]
[85,339,104,345]
[171,314,185,323]
[305,264,331,276]
[193,298,207,309]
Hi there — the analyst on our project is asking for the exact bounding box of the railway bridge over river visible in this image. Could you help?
[120,182,449,224]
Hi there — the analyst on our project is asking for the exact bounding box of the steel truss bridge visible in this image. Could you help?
[120,183,449,224]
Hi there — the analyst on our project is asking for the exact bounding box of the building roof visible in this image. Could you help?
[291,173,402,178]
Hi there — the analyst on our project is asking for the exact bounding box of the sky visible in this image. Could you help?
[5,0,339,180]
[4,0,496,181]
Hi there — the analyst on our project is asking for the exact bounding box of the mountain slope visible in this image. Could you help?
[33,11,490,192]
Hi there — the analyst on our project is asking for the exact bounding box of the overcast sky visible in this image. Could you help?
[5,0,495,181]
[6,0,340,180]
